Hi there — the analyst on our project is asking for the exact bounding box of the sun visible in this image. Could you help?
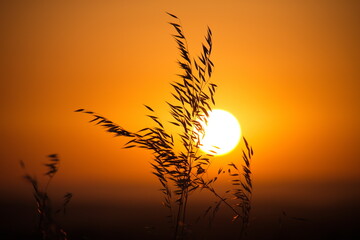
[196,109,242,155]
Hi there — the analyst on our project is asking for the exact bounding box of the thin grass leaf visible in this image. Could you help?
[166,12,178,19]
[144,105,154,112]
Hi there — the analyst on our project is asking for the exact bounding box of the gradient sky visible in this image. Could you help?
[1,0,359,225]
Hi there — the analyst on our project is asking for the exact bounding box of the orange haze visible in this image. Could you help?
[1,0,359,213]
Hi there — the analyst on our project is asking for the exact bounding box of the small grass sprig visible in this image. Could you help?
[228,137,254,239]
[20,154,73,240]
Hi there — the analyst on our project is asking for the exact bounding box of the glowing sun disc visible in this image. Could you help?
[197,109,241,155]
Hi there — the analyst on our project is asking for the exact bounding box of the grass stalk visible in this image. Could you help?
[20,154,73,240]
[77,12,254,240]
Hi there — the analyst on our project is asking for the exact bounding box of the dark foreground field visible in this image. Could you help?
[1,198,359,240]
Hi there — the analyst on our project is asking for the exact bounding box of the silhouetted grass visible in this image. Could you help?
[77,12,254,240]
[20,154,73,240]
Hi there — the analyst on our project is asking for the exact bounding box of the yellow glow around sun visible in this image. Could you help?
[197,109,242,155]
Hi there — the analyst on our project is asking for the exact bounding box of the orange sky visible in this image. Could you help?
[1,0,359,208]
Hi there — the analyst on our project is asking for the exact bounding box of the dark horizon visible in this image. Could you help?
[1,197,359,240]
[2,178,359,239]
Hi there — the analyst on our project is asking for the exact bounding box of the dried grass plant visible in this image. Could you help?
[77,13,253,240]
[20,154,73,240]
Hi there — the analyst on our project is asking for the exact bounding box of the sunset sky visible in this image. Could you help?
[1,0,359,239]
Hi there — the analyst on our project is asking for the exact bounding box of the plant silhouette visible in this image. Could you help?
[20,154,73,240]
[77,13,253,240]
